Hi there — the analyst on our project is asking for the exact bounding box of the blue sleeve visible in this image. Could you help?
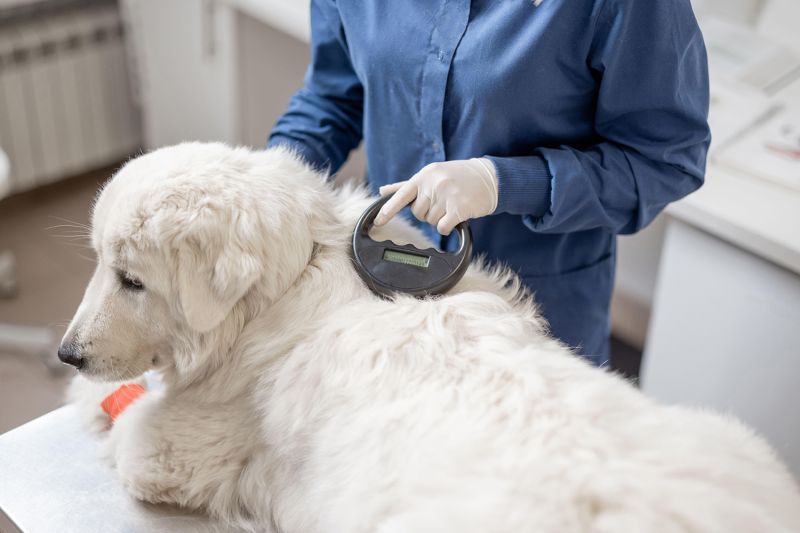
[268,0,364,174]
[487,0,710,235]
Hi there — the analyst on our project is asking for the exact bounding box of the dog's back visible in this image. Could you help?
[231,148,800,532]
[256,285,800,533]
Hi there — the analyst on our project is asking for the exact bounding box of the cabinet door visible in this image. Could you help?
[121,0,238,148]
[642,219,800,479]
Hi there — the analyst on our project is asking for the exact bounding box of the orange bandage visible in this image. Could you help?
[101,383,146,421]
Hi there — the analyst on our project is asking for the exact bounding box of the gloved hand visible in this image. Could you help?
[373,158,499,235]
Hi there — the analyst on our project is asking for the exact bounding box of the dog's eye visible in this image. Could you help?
[117,271,144,291]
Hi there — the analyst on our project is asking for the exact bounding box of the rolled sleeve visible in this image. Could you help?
[486,155,552,217]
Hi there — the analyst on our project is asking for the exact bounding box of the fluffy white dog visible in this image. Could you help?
[62,143,800,532]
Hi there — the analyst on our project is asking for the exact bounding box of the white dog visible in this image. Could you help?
[62,142,800,532]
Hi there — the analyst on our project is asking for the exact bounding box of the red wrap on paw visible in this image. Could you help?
[101,383,145,422]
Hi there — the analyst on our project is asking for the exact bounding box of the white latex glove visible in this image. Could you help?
[373,158,499,235]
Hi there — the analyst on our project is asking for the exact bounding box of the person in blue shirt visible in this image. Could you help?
[268,0,711,366]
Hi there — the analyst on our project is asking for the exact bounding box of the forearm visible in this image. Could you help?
[488,138,706,235]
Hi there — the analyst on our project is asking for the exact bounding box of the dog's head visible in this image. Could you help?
[58,143,331,381]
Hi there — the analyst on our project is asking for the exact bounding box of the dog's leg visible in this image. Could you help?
[102,393,263,528]
[102,392,192,505]
[66,375,138,434]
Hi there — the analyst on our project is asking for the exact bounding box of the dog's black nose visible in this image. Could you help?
[57,343,83,369]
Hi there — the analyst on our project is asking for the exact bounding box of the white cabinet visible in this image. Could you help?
[121,0,238,148]
[121,0,366,178]
[642,219,800,478]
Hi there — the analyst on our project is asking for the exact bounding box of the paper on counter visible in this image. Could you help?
[716,105,800,192]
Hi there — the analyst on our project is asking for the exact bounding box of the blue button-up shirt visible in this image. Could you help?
[269,0,710,365]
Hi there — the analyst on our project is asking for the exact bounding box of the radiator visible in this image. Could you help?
[0,0,141,195]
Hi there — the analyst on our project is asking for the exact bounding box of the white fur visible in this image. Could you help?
[64,142,800,532]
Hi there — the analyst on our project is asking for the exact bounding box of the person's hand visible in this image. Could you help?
[373,158,498,235]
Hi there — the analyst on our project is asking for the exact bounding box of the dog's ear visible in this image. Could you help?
[176,238,262,333]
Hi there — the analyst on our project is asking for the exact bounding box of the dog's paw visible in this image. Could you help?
[117,470,185,506]
[66,375,144,434]
[112,443,193,508]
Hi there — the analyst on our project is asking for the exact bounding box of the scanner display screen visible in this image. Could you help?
[382,249,430,268]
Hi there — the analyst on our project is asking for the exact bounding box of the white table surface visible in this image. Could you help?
[667,165,800,275]
[0,406,242,533]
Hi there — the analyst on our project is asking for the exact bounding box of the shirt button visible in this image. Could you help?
[437,49,447,62]
[431,142,440,151]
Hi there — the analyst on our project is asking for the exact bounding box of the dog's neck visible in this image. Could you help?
[161,190,370,394]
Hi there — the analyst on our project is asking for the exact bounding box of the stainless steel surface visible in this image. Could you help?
[0,406,241,532]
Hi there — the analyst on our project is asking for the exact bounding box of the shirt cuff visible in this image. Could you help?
[485,155,553,217]
[267,135,330,173]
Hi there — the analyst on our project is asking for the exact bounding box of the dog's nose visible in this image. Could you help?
[57,342,83,369]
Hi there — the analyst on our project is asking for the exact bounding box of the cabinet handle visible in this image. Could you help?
[202,0,216,58]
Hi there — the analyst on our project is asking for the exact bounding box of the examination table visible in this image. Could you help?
[0,406,246,533]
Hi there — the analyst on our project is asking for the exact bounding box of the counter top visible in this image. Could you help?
[667,165,800,275]
[231,0,310,43]
[0,406,242,533]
